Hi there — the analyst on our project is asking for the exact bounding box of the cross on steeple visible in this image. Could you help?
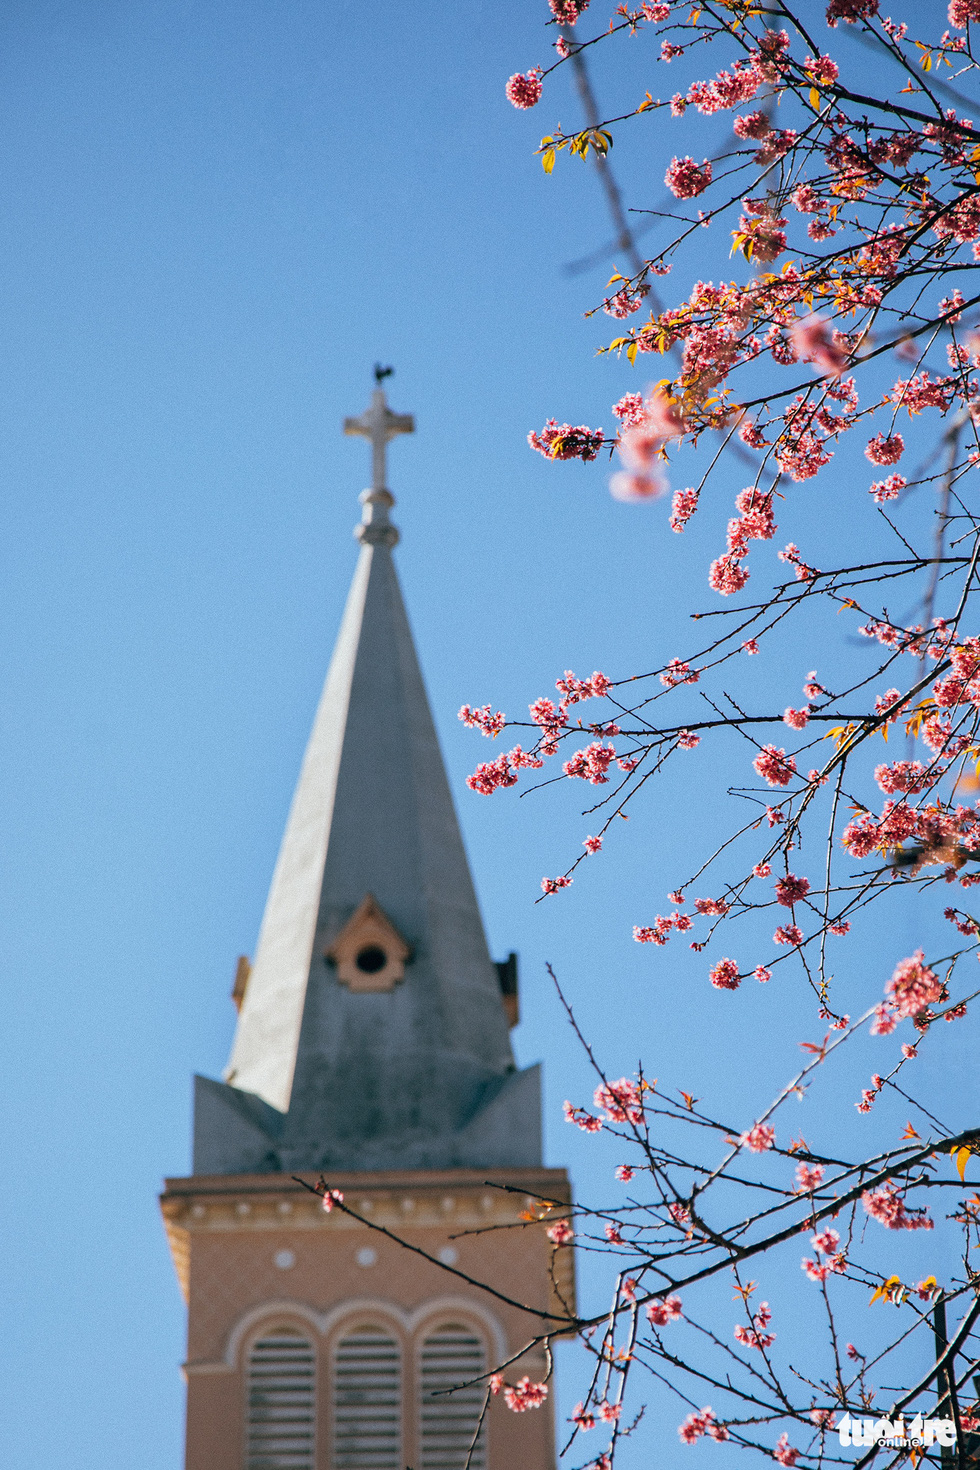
[343,381,414,493]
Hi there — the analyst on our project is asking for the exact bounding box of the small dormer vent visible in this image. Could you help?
[325,894,411,993]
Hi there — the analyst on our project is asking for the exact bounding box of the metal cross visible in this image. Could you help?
[343,387,414,492]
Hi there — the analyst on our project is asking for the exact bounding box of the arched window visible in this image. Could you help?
[418,1322,487,1470]
[246,1327,316,1469]
[333,1324,402,1469]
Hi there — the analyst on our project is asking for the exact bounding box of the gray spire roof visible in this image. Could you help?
[193,391,541,1175]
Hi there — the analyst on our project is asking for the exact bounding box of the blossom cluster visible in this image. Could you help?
[863,1186,934,1231]
[734,1301,775,1351]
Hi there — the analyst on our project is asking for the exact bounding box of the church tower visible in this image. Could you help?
[161,387,573,1470]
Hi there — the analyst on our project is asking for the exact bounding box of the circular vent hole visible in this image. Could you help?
[355,945,387,974]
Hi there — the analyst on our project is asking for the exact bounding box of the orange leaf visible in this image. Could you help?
[902,1121,920,1140]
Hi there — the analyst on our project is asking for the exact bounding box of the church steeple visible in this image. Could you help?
[193,386,541,1175]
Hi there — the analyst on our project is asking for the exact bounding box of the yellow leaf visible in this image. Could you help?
[542,148,556,175]
[810,88,820,110]
[637,91,655,113]
[870,1275,902,1306]
[626,342,638,365]
[956,1146,971,1182]
[607,273,625,287]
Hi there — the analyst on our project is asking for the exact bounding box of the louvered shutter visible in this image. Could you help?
[333,1326,402,1469]
[418,1324,487,1470]
[246,1329,316,1469]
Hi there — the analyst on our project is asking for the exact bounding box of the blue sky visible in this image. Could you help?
[0,2,969,1465]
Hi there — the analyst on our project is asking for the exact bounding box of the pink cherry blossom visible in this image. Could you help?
[549,0,590,20]
[563,741,617,784]
[886,950,942,1017]
[753,746,798,787]
[665,156,713,198]
[610,470,665,502]
[774,1432,800,1466]
[670,487,699,532]
[661,657,698,688]
[950,0,980,26]
[458,703,506,737]
[863,1185,934,1230]
[710,958,741,990]
[506,69,543,109]
[734,1301,775,1350]
[826,0,880,27]
[775,874,810,906]
[594,1077,645,1123]
[547,1219,574,1245]
[794,1162,825,1192]
[754,965,772,982]
[802,1256,831,1281]
[696,897,730,915]
[529,418,604,461]
[811,1227,840,1254]
[734,110,771,140]
[678,1407,720,1443]
[870,473,906,502]
[612,391,645,427]
[504,1377,549,1411]
[865,431,905,465]
[790,314,849,376]
[647,1296,683,1325]
[709,553,750,595]
[739,1122,775,1152]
